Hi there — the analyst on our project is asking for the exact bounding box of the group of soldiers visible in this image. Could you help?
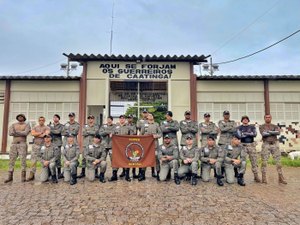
[4,109,287,186]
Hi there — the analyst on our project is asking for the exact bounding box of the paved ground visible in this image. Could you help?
[0,165,299,225]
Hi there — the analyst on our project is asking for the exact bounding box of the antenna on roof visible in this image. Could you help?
[109,0,115,56]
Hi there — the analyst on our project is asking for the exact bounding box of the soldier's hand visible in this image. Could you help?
[183,159,189,164]
[65,161,70,166]
[233,159,241,165]
[209,159,216,164]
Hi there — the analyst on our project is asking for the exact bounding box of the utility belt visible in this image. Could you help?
[242,142,254,146]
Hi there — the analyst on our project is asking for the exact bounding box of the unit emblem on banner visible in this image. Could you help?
[125,142,144,162]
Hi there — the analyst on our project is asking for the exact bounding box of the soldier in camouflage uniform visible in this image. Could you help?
[109,115,134,182]
[61,112,80,145]
[38,135,58,183]
[259,114,287,184]
[27,116,50,181]
[160,111,180,148]
[136,109,148,132]
[62,134,80,185]
[139,113,162,181]
[179,110,198,147]
[158,135,180,185]
[178,135,200,185]
[199,113,219,147]
[99,116,116,160]
[5,114,31,183]
[237,115,261,182]
[84,134,107,183]
[48,114,64,179]
[223,134,247,186]
[200,136,224,186]
[79,115,100,179]
[218,110,236,146]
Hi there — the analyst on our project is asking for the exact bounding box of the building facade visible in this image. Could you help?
[0,54,299,154]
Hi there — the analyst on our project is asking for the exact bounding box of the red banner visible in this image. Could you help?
[112,135,156,168]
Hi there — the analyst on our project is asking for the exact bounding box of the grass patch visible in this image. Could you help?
[0,159,42,170]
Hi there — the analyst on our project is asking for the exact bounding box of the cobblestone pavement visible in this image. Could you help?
[0,165,299,225]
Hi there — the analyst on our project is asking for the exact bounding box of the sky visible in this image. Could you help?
[0,0,299,76]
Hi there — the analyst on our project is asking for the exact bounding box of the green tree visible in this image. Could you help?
[125,101,167,124]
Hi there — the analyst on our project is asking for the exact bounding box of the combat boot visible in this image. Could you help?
[237,173,246,186]
[156,171,160,181]
[21,171,26,182]
[4,171,13,183]
[132,168,139,179]
[216,175,224,186]
[166,170,171,181]
[52,173,58,183]
[119,168,125,178]
[57,168,64,179]
[191,173,197,186]
[125,169,131,182]
[26,171,35,182]
[262,172,267,184]
[95,168,99,178]
[99,172,106,183]
[234,167,238,178]
[77,168,85,178]
[174,173,181,185]
[254,173,261,183]
[109,170,118,182]
[278,173,287,184]
[138,170,146,182]
[151,167,157,177]
[70,173,77,185]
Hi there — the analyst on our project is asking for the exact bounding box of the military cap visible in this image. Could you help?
[207,135,215,141]
[185,134,193,140]
[164,134,171,139]
[94,134,102,139]
[119,114,126,118]
[66,134,75,138]
[223,110,230,115]
[87,115,95,119]
[184,110,191,115]
[127,114,133,118]
[142,109,148,113]
[68,112,75,117]
[166,111,173,117]
[16,114,26,121]
[204,113,211,117]
[241,115,250,122]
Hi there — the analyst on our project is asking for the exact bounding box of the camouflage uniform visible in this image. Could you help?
[160,120,180,147]
[8,122,31,172]
[62,143,80,182]
[84,143,107,182]
[62,121,80,145]
[179,119,198,147]
[99,123,116,160]
[157,143,179,181]
[127,122,137,135]
[48,122,63,169]
[218,120,236,146]
[178,145,199,177]
[30,125,50,175]
[136,118,147,133]
[259,123,286,183]
[199,121,218,147]
[200,145,224,182]
[223,144,247,184]
[140,121,162,172]
[237,125,259,177]
[38,143,58,182]
[82,123,100,169]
